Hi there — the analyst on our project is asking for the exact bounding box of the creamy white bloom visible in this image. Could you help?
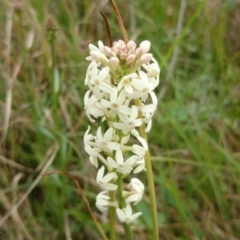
[95,127,120,152]
[113,106,142,134]
[118,73,138,94]
[132,159,145,174]
[142,57,160,78]
[100,88,131,118]
[89,66,110,88]
[107,150,138,175]
[86,41,105,61]
[96,166,118,191]
[84,90,105,122]
[96,191,118,212]
[132,136,148,157]
[116,204,142,223]
[125,178,144,205]
[83,126,94,155]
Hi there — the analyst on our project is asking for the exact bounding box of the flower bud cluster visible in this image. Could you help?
[84,40,160,223]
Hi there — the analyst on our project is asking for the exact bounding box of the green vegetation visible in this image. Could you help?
[0,0,240,239]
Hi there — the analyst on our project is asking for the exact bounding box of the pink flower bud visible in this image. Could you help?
[117,40,126,46]
[109,57,119,67]
[104,46,116,57]
[120,53,127,60]
[135,47,143,56]
[139,40,151,54]
[126,54,136,64]
[140,53,152,64]
[127,40,136,51]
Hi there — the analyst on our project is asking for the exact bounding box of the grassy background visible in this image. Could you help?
[0,0,240,239]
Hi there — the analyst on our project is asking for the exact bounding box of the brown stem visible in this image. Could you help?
[100,11,113,47]
[109,0,129,43]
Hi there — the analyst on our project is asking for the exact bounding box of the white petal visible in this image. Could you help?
[129,212,142,222]
[126,194,141,203]
[101,182,118,191]
[116,150,124,164]
[118,113,129,123]
[107,157,119,168]
[125,203,132,216]
[102,172,117,183]
[118,105,131,115]
[88,107,104,117]
[96,166,105,182]
[107,142,120,150]
[99,82,113,94]
[89,44,100,51]
[96,126,103,140]
[89,155,98,168]
[133,164,145,174]
[112,122,126,130]
[149,91,158,105]
[104,127,113,142]
[116,208,126,222]
[130,106,138,120]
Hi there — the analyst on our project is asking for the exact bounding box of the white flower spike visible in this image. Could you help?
[83,38,160,226]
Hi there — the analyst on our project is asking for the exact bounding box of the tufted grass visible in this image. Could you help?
[0,0,240,239]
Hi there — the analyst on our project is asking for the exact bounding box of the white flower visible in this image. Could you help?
[107,150,138,175]
[96,166,118,191]
[116,204,142,223]
[100,89,131,118]
[95,127,120,152]
[132,158,145,174]
[83,126,96,150]
[142,57,160,78]
[84,90,105,122]
[132,136,148,157]
[86,41,105,61]
[118,73,138,94]
[96,191,118,212]
[125,178,144,205]
[89,66,111,88]
[113,106,142,134]
[132,71,155,94]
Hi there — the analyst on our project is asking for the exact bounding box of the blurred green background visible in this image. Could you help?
[0,0,240,239]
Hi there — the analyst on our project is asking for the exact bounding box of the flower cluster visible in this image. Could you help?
[84,40,160,223]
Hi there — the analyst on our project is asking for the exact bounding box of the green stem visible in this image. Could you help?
[135,98,159,240]
[117,174,133,240]
[109,191,116,240]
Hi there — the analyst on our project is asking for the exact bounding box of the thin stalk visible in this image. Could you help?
[117,174,133,240]
[109,191,116,240]
[50,39,57,107]
[109,0,128,43]
[135,99,159,240]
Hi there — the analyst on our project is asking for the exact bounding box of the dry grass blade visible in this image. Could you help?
[43,170,109,240]
[64,213,72,240]
[158,0,187,99]
[0,155,34,173]
[100,11,113,47]
[0,143,59,227]
[0,173,34,240]
[109,0,128,42]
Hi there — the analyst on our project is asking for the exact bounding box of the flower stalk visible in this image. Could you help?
[117,174,133,240]
[109,191,116,240]
[135,98,159,240]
